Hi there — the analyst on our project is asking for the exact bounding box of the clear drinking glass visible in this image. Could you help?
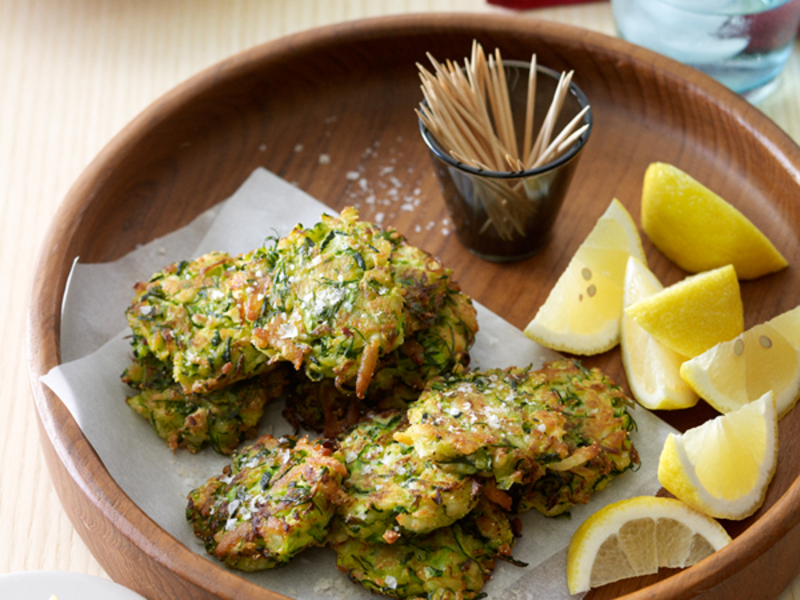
[419,61,593,262]
[612,0,800,101]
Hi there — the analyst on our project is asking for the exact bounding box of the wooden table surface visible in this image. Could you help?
[3,1,800,597]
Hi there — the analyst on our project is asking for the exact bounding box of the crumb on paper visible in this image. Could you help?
[313,575,352,598]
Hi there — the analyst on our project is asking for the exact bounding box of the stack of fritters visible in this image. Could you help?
[123,207,478,453]
[122,206,639,598]
[186,359,639,600]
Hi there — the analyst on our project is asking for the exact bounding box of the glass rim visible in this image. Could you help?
[418,59,593,180]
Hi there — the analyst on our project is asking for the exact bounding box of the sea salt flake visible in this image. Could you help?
[279,323,298,339]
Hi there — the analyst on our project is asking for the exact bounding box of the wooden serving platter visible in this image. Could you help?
[26,13,800,600]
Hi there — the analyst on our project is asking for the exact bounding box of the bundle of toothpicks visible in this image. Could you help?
[417,41,590,240]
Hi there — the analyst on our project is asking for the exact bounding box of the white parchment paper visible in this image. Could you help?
[42,168,676,600]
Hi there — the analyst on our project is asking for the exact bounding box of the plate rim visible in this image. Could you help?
[26,11,800,600]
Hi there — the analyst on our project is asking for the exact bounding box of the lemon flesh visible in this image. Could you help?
[621,256,698,410]
[658,391,778,520]
[641,162,787,280]
[566,496,731,594]
[681,305,800,419]
[524,198,646,355]
[624,264,744,358]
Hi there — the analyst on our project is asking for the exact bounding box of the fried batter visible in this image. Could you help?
[123,355,288,455]
[515,360,640,516]
[127,249,274,395]
[396,360,638,515]
[126,208,478,400]
[332,496,515,600]
[186,435,347,571]
[335,411,480,544]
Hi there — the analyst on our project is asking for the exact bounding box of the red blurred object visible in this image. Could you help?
[745,1,800,53]
[487,0,606,8]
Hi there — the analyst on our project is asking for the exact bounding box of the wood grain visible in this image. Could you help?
[7,2,800,598]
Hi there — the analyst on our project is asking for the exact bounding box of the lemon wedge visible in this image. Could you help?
[681,305,800,419]
[566,495,731,594]
[641,162,787,280]
[624,265,744,358]
[621,256,699,410]
[524,199,646,355]
[658,391,778,520]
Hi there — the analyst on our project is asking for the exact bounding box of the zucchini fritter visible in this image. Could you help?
[333,496,515,600]
[123,355,288,455]
[126,208,478,399]
[395,359,639,516]
[250,208,407,397]
[335,411,480,544]
[127,249,275,394]
[283,290,477,439]
[186,435,347,571]
[516,360,640,516]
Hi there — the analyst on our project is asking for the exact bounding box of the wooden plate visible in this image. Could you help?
[26,13,800,600]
